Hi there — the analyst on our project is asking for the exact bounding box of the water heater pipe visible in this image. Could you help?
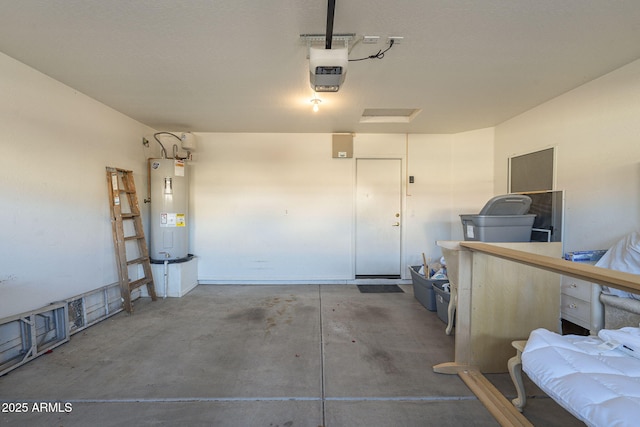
[159,251,170,298]
[145,158,152,204]
[163,258,169,299]
[153,132,182,159]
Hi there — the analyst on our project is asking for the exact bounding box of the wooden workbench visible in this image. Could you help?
[434,240,640,374]
[434,241,563,374]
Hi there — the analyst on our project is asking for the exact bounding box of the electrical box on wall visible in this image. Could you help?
[332,133,353,158]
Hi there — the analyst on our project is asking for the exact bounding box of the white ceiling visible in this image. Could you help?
[2,1,640,134]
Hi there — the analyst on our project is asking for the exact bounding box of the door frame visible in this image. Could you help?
[352,156,407,279]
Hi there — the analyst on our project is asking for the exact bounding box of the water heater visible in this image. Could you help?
[149,158,189,262]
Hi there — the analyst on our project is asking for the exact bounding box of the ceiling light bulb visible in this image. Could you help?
[311,98,321,112]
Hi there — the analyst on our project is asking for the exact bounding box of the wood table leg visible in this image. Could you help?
[508,340,528,412]
[445,282,457,335]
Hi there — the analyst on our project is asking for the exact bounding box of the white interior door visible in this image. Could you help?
[355,158,402,276]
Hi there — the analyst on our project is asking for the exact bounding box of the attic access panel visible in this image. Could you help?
[360,108,421,123]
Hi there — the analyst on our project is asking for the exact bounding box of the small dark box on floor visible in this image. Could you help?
[409,265,448,312]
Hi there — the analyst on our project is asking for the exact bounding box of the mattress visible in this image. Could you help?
[522,328,640,427]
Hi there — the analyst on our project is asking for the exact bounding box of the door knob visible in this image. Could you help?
[392,222,400,226]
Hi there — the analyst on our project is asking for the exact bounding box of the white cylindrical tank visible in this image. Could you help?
[149,158,189,262]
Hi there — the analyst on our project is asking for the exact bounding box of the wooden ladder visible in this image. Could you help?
[106,167,157,313]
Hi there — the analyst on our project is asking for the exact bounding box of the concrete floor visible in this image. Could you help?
[0,284,583,426]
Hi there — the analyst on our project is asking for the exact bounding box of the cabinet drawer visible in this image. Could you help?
[561,276,592,301]
[561,294,590,326]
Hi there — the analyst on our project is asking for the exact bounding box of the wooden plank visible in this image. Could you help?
[433,361,475,375]
[470,246,561,372]
[435,241,562,373]
[124,234,145,241]
[458,369,533,427]
[125,170,157,301]
[459,241,640,295]
[106,167,157,313]
[126,256,150,265]
[129,277,153,291]
[107,169,132,313]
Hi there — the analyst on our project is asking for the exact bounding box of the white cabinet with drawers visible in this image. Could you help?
[561,275,603,333]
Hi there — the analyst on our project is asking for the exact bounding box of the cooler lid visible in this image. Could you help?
[478,194,532,215]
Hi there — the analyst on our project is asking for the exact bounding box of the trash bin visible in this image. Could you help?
[409,265,448,312]
[460,194,536,242]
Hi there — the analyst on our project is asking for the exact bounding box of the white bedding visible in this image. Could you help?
[597,231,640,300]
[522,328,640,427]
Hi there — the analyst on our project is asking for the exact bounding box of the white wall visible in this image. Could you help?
[405,130,494,264]
[193,131,494,282]
[192,133,355,282]
[0,52,157,318]
[405,134,450,267]
[450,128,496,240]
[495,58,640,252]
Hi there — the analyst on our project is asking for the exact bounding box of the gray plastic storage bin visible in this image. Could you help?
[461,214,536,242]
[460,194,535,242]
[432,282,452,324]
[409,265,448,312]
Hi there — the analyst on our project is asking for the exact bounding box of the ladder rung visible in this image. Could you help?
[121,213,139,219]
[129,277,153,291]
[127,256,150,265]
[124,235,145,241]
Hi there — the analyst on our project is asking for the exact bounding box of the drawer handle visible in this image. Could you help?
[570,284,577,288]
[569,303,577,309]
